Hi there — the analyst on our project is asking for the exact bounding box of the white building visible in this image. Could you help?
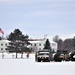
[28,38,57,52]
[0,40,10,53]
[0,39,57,53]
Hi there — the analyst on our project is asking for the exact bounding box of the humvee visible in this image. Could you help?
[35,49,51,62]
[53,50,70,62]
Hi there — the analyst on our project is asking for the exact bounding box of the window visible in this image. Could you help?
[31,44,32,46]
[39,44,41,46]
[39,48,41,50]
[1,48,3,50]
[6,48,8,50]
[44,44,45,46]
[34,43,36,46]
[1,43,3,46]
[5,44,7,46]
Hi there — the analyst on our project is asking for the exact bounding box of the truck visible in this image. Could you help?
[35,49,51,62]
[53,50,70,62]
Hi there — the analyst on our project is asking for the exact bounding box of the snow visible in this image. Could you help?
[29,41,41,43]
[0,53,75,75]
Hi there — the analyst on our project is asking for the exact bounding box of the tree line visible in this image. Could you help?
[53,35,75,52]
[0,29,75,54]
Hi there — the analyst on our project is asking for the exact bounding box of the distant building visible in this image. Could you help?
[28,38,57,52]
[0,39,57,53]
[0,40,10,53]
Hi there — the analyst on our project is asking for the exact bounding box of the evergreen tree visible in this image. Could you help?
[7,29,31,58]
[44,39,51,51]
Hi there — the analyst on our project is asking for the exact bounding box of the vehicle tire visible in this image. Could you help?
[47,60,50,62]
[37,59,41,62]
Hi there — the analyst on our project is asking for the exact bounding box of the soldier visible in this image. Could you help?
[2,53,4,59]
[26,52,29,58]
[12,54,14,59]
[35,52,37,61]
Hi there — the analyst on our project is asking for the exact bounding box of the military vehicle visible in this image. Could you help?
[53,50,70,62]
[53,53,64,62]
[35,49,51,62]
[69,52,75,61]
[35,49,75,62]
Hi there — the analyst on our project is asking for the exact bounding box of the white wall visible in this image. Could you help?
[0,40,10,53]
[29,39,57,52]
[0,39,57,53]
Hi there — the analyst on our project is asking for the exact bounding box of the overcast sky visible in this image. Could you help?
[0,0,75,40]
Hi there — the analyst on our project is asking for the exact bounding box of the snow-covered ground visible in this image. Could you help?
[0,53,75,75]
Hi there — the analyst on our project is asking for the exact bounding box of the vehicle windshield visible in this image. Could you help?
[38,52,49,54]
[38,53,49,55]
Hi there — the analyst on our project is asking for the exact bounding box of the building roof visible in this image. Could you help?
[0,40,11,43]
[29,39,57,44]
[29,41,41,43]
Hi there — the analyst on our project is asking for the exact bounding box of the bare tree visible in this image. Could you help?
[53,35,60,43]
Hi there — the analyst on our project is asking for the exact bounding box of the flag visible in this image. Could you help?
[0,28,4,35]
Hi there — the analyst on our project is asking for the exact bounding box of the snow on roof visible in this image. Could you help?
[0,40,11,42]
[29,39,57,44]
[29,41,41,43]
[50,41,57,44]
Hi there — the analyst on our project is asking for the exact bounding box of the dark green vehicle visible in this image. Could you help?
[35,49,51,62]
[54,50,70,62]
[69,52,75,61]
